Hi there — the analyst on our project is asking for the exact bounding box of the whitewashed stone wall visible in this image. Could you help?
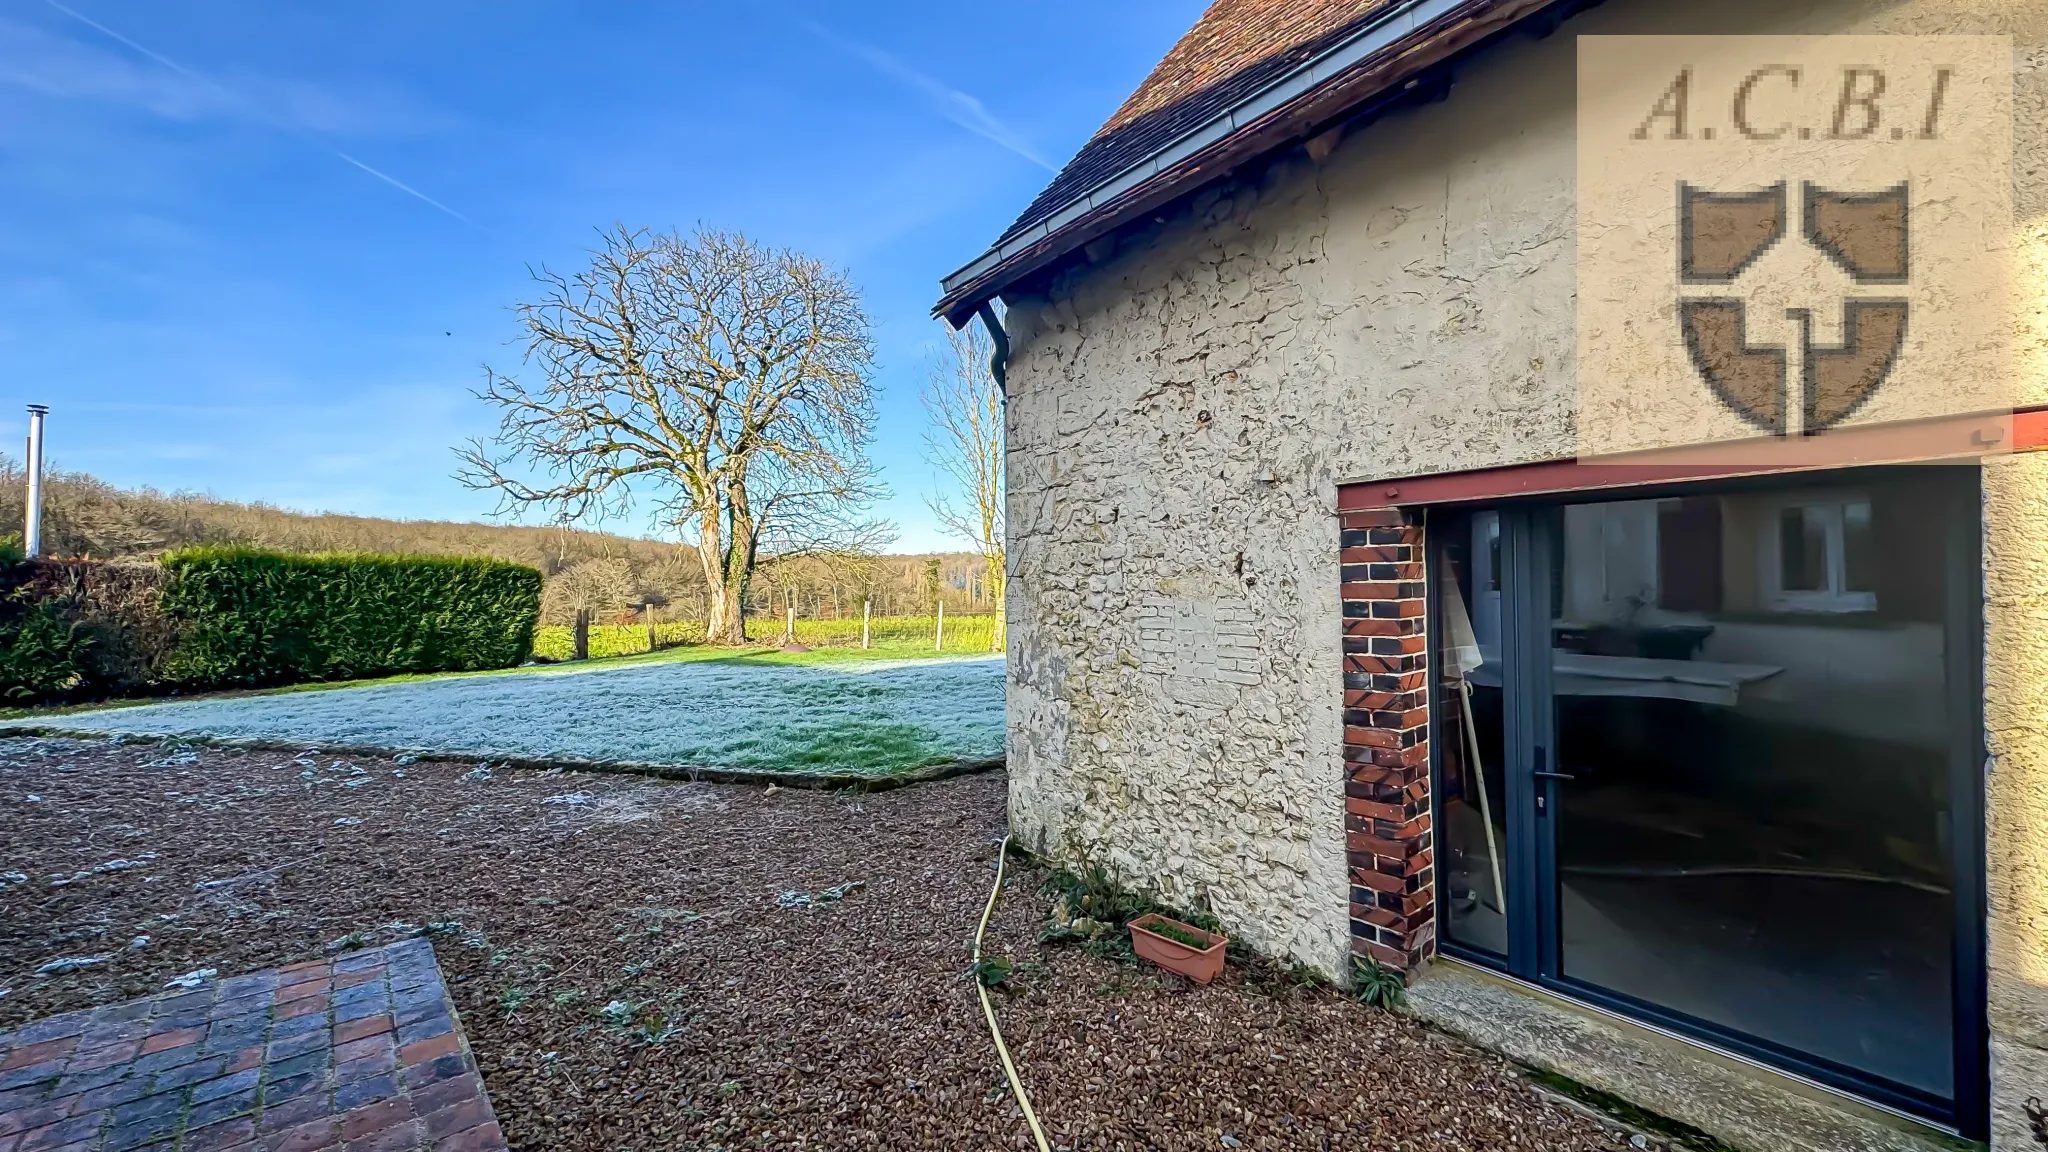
[1000,7,2048,1139]
[1002,0,1591,977]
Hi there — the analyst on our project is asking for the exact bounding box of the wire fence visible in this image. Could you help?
[791,613,1001,652]
[532,621,705,661]
[531,613,1002,662]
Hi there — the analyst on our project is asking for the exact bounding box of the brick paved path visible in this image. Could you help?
[0,939,506,1152]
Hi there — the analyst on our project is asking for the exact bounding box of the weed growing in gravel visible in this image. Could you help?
[776,880,864,909]
[551,990,583,1009]
[1080,933,1138,965]
[326,930,369,953]
[1043,865,1152,925]
[1352,956,1406,1010]
[1043,865,1224,931]
[598,998,640,1028]
[628,1011,681,1046]
[1036,864,1347,999]
[1039,865,1227,969]
[499,987,531,1016]
[968,956,1014,988]
[1235,956,1330,999]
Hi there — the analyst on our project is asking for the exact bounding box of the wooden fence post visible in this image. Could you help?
[935,600,945,651]
[862,600,871,649]
[573,608,590,661]
[645,603,656,652]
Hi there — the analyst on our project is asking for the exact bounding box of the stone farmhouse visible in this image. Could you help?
[934,0,2048,1147]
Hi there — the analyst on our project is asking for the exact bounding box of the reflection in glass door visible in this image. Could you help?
[1435,512,1508,957]
[1431,470,1982,1130]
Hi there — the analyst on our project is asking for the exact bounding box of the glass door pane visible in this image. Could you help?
[1545,480,1956,1099]
[1435,511,1509,957]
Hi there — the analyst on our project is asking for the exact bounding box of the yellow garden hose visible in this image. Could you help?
[975,836,1053,1152]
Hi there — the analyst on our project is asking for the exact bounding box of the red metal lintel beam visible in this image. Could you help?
[1339,408,2046,511]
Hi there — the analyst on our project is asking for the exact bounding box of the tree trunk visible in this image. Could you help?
[986,551,1006,652]
[694,507,737,644]
[707,579,744,644]
[718,481,757,645]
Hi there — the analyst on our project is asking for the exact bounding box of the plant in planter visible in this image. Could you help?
[1128,912,1229,984]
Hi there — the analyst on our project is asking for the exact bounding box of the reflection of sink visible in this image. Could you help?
[1554,623,1715,661]
[1468,652,1780,707]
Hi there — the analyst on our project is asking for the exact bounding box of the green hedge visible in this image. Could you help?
[0,560,176,701]
[158,547,541,687]
[0,591,95,700]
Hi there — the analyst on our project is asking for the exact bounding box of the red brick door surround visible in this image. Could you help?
[1340,507,1434,971]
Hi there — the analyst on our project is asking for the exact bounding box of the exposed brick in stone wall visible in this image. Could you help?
[1340,507,1434,971]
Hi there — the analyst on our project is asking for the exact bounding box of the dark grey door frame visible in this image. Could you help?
[1427,467,1988,1139]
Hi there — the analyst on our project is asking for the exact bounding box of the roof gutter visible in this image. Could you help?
[934,0,1542,327]
[975,301,1010,398]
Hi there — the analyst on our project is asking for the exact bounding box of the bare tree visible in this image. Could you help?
[541,557,636,626]
[457,225,891,643]
[922,321,1005,649]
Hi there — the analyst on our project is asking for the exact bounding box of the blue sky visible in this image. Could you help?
[0,1,1202,552]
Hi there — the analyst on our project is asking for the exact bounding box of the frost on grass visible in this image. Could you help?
[42,656,1004,778]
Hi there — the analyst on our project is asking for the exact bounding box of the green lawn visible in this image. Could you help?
[16,647,1005,779]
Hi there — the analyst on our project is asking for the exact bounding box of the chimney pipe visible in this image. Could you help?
[24,404,47,559]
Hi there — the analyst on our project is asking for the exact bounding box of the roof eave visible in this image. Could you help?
[932,0,1567,327]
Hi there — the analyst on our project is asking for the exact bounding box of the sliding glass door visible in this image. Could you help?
[1430,468,1984,1134]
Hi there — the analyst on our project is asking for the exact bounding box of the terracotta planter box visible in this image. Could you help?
[1129,913,1228,984]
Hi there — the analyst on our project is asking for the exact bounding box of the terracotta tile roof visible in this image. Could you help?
[996,0,1403,245]
[936,0,1562,321]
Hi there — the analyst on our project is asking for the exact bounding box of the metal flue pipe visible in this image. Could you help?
[23,404,47,558]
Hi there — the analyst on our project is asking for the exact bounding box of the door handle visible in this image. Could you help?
[1530,746,1573,781]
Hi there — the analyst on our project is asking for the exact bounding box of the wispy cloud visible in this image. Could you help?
[804,21,1056,172]
[27,1,480,229]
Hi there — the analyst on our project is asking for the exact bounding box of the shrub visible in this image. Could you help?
[26,560,178,694]
[0,590,94,700]
[0,557,176,702]
[159,547,541,687]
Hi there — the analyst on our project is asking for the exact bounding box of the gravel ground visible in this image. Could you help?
[0,736,1651,1151]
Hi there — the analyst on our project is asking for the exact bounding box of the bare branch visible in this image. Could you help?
[455,224,891,641]
[921,317,1006,649]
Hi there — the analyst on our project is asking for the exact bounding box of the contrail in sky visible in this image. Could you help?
[42,0,483,230]
[805,21,1057,172]
[335,153,477,227]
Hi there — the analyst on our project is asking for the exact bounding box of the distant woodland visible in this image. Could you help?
[2,459,996,628]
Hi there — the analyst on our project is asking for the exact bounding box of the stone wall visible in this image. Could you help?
[1000,0,2047,1138]
[1983,451,2048,1149]
[1001,0,2042,940]
[1003,0,1579,978]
